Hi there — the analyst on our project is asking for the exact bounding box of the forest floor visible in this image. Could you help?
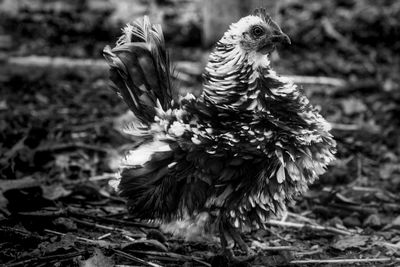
[1,0,400,266]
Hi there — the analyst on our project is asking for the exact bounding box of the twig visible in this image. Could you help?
[0,176,40,192]
[44,229,116,248]
[251,241,297,251]
[351,186,380,192]
[121,237,168,252]
[70,217,145,239]
[18,209,66,218]
[89,173,118,181]
[262,227,291,242]
[294,249,324,257]
[98,233,112,240]
[330,122,360,131]
[36,142,110,154]
[329,203,378,215]
[8,56,108,71]
[284,75,347,87]
[67,209,158,229]
[129,250,211,267]
[3,251,85,267]
[265,219,352,235]
[290,257,397,265]
[280,210,289,222]
[0,225,44,243]
[112,249,163,267]
[287,212,318,225]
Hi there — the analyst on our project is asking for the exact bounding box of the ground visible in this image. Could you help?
[1,0,400,266]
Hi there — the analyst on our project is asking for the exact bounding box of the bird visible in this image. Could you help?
[103,8,336,255]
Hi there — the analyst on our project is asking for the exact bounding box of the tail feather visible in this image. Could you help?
[103,16,173,124]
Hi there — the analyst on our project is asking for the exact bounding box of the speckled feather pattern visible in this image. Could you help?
[104,14,336,231]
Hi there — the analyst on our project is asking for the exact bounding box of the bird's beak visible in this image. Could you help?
[270,33,291,45]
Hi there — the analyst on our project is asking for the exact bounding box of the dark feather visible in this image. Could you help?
[103,16,173,124]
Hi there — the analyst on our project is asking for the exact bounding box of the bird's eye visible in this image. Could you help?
[250,26,265,38]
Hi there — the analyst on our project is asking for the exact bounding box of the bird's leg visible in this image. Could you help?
[227,225,248,253]
[219,219,234,259]
[226,223,255,256]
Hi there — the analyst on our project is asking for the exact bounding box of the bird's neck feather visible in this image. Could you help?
[202,43,293,110]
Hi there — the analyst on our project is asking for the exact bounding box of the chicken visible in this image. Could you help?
[103,8,336,255]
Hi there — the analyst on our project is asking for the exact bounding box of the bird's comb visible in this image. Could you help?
[253,8,283,32]
[253,8,271,23]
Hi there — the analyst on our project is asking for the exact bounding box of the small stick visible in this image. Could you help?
[290,257,397,264]
[329,203,378,215]
[265,219,352,235]
[89,173,118,181]
[251,241,297,251]
[280,210,288,222]
[18,210,66,218]
[36,142,110,154]
[4,251,84,267]
[287,212,317,225]
[121,236,168,252]
[70,217,146,239]
[8,56,108,70]
[351,186,380,192]
[98,233,112,240]
[330,122,360,131]
[44,229,116,248]
[129,250,211,267]
[262,227,291,242]
[67,209,158,229]
[285,75,347,87]
[113,249,163,267]
[294,249,324,257]
[260,246,296,251]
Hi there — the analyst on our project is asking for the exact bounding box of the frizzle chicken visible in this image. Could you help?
[103,9,336,254]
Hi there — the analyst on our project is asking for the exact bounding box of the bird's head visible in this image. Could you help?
[203,9,293,107]
[220,8,290,57]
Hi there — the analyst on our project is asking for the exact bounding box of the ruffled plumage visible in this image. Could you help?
[104,12,336,250]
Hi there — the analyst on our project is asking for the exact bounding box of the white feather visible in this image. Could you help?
[123,141,171,166]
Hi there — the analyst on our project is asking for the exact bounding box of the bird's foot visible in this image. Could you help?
[222,247,235,259]
[228,225,256,259]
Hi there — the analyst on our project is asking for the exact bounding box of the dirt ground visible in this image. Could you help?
[1,0,400,266]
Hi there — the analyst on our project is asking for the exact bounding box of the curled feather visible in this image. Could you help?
[103,16,173,124]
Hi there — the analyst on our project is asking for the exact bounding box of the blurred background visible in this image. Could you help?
[1,0,400,265]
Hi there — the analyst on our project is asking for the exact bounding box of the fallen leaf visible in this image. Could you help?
[390,215,400,229]
[0,100,7,110]
[341,98,367,115]
[79,248,114,267]
[53,217,78,231]
[41,184,72,200]
[55,154,70,170]
[379,162,400,180]
[331,235,370,251]
[363,214,382,229]
[0,176,40,210]
[39,233,77,254]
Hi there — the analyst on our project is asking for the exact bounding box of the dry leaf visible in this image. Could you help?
[79,248,114,267]
[331,235,369,251]
[41,184,72,200]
